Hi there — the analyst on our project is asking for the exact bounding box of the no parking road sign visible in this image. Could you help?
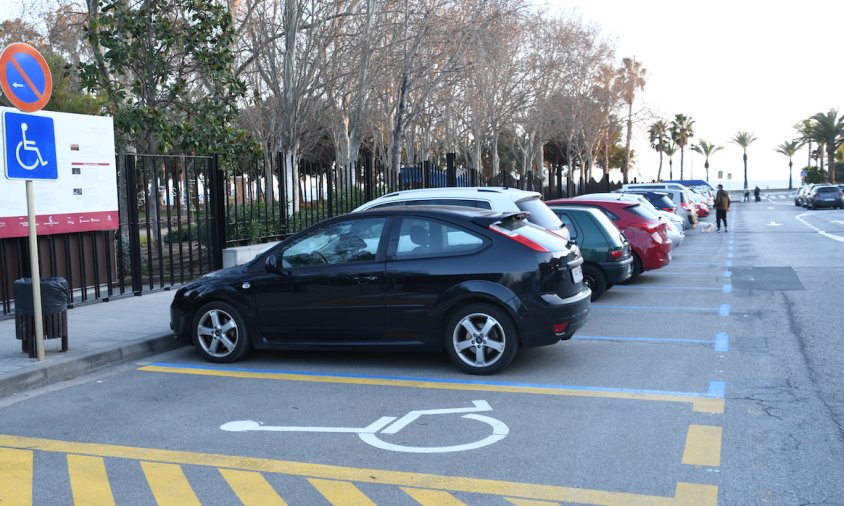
[0,43,53,113]
[3,110,57,180]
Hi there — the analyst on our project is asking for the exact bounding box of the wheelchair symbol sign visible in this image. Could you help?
[220,400,509,453]
[3,111,57,180]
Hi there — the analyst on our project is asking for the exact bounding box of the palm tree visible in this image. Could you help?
[669,114,695,179]
[648,120,669,182]
[663,141,677,180]
[800,108,844,184]
[775,140,801,189]
[730,131,759,190]
[617,58,646,184]
[690,140,723,182]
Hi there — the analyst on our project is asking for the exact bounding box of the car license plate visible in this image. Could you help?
[571,265,583,284]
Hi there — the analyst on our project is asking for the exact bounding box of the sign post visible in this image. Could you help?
[1,42,54,361]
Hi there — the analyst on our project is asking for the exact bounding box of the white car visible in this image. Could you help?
[353,187,571,240]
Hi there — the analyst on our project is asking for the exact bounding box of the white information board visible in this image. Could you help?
[0,107,118,238]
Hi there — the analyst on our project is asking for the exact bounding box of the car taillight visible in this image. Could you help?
[632,222,662,234]
[552,321,569,335]
[662,206,675,212]
[489,225,549,252]
[681,202,690,210]
[609,247,624,259]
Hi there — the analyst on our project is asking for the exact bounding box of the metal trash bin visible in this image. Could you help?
[14,277,69,357]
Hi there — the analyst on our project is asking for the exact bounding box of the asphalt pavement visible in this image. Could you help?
[0,288,183,398]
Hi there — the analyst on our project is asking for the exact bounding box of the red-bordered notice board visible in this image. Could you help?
[0,107,118,239]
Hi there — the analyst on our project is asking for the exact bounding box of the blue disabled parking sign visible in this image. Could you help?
[3,110,57,180]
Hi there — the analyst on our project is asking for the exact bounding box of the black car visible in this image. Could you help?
[806,185,843,209]
[170,206,592,374]
[550,205,633,301]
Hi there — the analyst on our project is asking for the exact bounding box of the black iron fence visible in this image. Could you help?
[1,151,620,316]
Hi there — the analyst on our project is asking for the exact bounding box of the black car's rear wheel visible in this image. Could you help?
[582,264,607,301]
[445,304,517,375]
[192,301,252,363]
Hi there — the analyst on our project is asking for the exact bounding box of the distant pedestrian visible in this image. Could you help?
[754,186,761,202]
[743,188,750,202]
[714,184,731,232]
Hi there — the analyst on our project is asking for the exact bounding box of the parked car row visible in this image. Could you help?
[794,183,844,209]
[171,184,708,375]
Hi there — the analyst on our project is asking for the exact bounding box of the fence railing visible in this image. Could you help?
[2,151,621,316]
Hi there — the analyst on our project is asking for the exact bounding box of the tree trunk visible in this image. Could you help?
[743,152,748,189]
[623,103,633,184]
[828,150,836,184]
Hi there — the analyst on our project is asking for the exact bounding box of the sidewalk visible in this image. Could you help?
[0,289,184,398]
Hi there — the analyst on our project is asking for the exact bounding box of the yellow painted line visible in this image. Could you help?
[140,461,201,505]
[402,486,467,505]
[219,468,287,505]
[506,499,560,506]
[309,478,376,505]
[682,425,722,467]
[67,455,115,506]
[138,365,724,414]
[0,447,32,505]
[0,434,716,505]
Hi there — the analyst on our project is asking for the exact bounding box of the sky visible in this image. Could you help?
[544,0,844,189]
[2,1,841,189]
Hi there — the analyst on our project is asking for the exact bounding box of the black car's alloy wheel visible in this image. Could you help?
[192,302,252,363]
[446,303,517,375]
[582,264,607,301]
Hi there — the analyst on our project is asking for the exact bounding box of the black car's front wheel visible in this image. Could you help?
[445,303,517,375]
[192,301,252,363]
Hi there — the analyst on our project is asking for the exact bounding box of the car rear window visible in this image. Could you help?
[496,217,569,251]
[516,197,565,230]
[623,203,660,221]
[817,187,839,193]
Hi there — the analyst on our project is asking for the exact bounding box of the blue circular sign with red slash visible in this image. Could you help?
[0,43,53,113]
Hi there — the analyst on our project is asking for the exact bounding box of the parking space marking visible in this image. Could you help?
[402,487,466,505]
[310,478,377,505]
[574,333,729,352]
[592,304,728,316]
[140,364,725,413]
[0,434,718,505]
[0,447,32,504]
[723,284,732,293]
[67,455,116,506]
[218,469,287,505]
[608,285,728,292]
[682,425,722,467]
[141,461,201,505]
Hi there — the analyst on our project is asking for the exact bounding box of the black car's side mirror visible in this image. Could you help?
[265,255,280,273]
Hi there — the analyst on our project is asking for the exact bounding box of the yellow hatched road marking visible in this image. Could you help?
[219,468,287,505]
[140,461,201,506]
[138,365,724,413]
[0,434,717,505]
[309,478,376,505]
[67,455,115,506]
[0,448,32,506]
[402,486,467,505]
[506,499,560,506]
[682,425,722,467]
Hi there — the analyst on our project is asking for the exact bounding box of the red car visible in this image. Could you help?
[546,197,672,278]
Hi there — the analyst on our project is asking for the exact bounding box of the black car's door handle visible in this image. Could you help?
[353,275,379,284]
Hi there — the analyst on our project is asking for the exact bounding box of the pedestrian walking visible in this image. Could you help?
[714,184,730,232]
[754,186,761,202]
[743,188,750,202]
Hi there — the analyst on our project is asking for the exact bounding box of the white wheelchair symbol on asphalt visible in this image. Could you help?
[16,122,49,170]
[220,400,509,453]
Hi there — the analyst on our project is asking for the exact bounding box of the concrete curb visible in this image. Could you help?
[0,334,187,398]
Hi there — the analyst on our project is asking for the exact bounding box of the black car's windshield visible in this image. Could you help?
[517,197,565,230]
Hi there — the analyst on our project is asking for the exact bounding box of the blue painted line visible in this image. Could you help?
[727,252,734,258]
[726,260,732,268]
[707,381,726,397]
[610,285,723,292]
[723,284,732,293]
[723,271,732,278]
[647,272,724,276]
[147,362,725,399]
[594,305,724,314]
[714,332,729,352]
[728,239,734,245]
[719,304,731,316]
[574,335,716,347]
